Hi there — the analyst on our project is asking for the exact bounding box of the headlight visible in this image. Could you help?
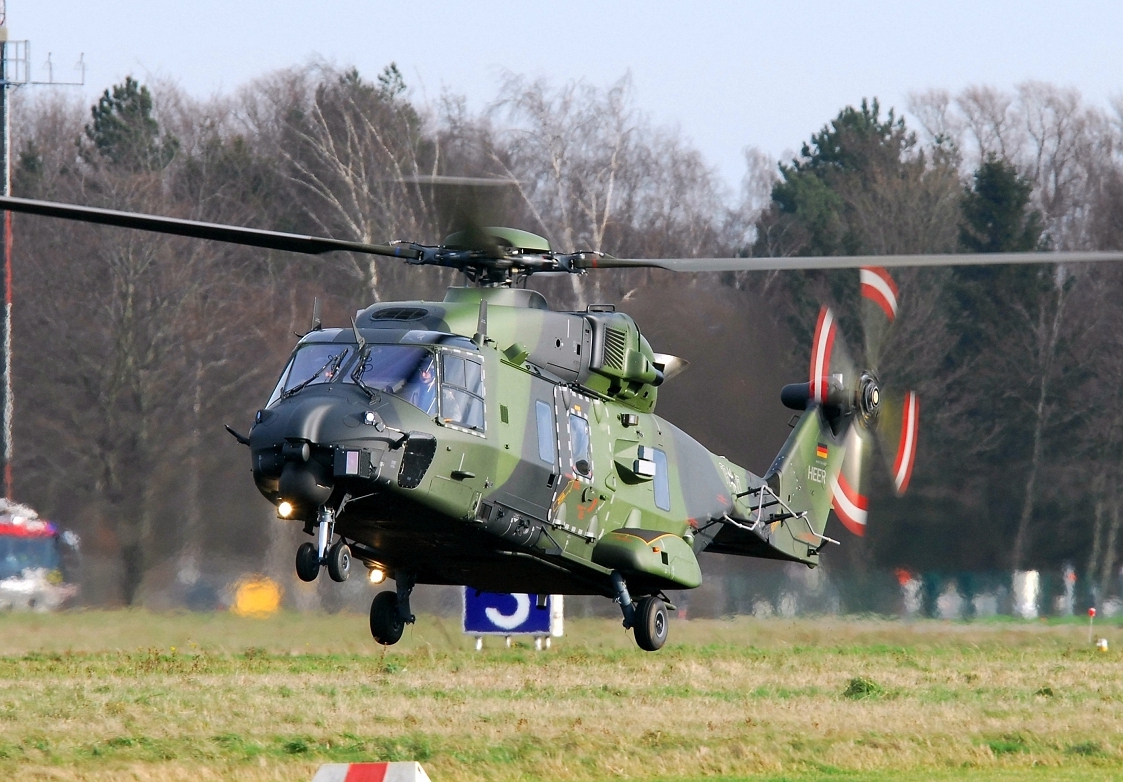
[277,501,294,518]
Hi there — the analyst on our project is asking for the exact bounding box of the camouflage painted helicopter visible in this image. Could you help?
[3,192,1122,650]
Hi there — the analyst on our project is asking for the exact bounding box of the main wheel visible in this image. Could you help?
[633,596,668,651]
[369,591,405,645]
[326,539,351,583]
[295,542,320,583]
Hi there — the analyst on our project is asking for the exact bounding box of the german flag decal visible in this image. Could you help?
[816,444,829,460]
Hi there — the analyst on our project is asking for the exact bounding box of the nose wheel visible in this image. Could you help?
[294,538,352,582]
[293,506,351,583]
[325,539,351,582]
[295,542,319,582]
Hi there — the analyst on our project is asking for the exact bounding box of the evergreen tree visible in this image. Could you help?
[769,99,918,257]
[959,155,1043,252]
[84,76,179,171]
[13,140,44,197]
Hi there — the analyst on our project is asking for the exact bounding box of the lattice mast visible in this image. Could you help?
[0,3,84,499]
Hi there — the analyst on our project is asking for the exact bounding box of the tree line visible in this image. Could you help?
[10,67,1123,608]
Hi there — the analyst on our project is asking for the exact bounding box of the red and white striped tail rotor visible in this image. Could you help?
[860,265,899,369]
[860,266,899,322]
[808,267,919,536]
[891,391,919,495]
[809,306,836,404]
[829,425,871,536]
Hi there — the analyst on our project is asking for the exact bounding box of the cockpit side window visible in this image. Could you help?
[440,353,485,431]
[266,343,351,407]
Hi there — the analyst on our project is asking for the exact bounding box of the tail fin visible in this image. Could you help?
[705,404,847,566]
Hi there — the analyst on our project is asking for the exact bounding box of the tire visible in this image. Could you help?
[295,542,320,582]
[633,596,668,651]
[370,591,405,646]
[326,539,351,583]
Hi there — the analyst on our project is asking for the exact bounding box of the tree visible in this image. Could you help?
[84,76,179,171]
[959,155,1043,252]
[262,64,443,301]
[765,99,958,259]
[947,159,1072,571]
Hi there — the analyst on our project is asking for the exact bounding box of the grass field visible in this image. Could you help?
[1,610,1122,781]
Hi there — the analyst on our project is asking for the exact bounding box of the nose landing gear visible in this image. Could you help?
[293,506,351,583]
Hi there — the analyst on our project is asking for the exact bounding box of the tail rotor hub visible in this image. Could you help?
[858,373,881,422]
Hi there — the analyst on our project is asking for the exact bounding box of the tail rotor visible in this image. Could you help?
[807,266,919,535]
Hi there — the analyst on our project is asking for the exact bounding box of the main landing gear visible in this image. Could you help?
[295,506,351,583]
[612,571,669,651]
[369,573,416,646]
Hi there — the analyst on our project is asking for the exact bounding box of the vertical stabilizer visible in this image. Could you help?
[749,407,846,563]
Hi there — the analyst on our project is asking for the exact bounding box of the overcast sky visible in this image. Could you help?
[13,1,1123,190]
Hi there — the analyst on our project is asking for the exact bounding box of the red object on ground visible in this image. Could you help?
[312,762,431,782]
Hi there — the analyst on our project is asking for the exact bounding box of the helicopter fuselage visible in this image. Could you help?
[248,287,830,601]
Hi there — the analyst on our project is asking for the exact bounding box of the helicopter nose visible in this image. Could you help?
[278,458,333,507]
[250,395,348,510]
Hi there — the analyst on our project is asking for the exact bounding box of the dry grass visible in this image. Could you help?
[1,611,1122,781]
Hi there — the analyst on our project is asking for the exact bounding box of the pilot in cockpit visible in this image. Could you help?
[406,355,438,416]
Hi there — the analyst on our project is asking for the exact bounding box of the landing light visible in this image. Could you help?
[368,567,386,585]
[277,501,294,518]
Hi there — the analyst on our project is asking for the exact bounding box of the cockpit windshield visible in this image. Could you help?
[346,345,437,415]
[266,343,352,407]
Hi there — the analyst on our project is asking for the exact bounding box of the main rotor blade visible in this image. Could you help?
[581,250,1123,272]
[0,196,419,260]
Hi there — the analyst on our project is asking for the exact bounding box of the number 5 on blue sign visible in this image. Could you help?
[462,589,563,637]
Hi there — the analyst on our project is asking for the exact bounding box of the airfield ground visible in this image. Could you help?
[0,611,1120,781]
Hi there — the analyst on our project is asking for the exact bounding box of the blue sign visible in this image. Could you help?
[463,589,553,635]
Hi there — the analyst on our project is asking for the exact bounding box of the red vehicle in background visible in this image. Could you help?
[0,500,79,611]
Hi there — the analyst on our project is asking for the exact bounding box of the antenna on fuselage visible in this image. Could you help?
[473,299,488,347]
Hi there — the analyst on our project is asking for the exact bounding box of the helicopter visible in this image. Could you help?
[2,191,1122,650]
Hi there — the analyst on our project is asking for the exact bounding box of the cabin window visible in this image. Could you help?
[440,353,485,431]
[569,413,592,478]
[653,448,671,511]
[535,400,555,465]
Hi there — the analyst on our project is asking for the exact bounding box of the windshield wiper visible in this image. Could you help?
[350,349,381,402]
[280,349,349,401]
